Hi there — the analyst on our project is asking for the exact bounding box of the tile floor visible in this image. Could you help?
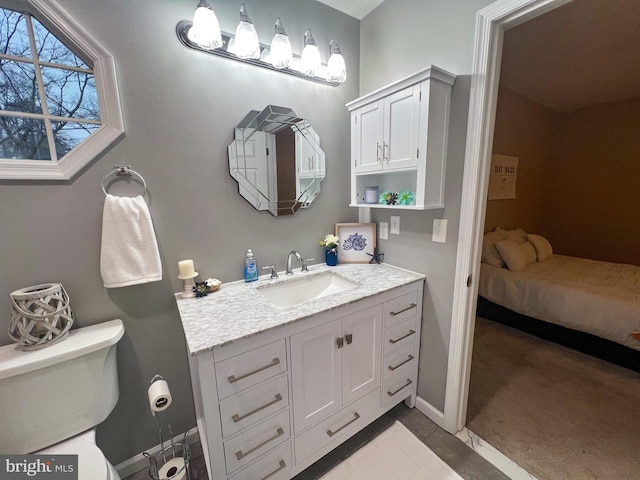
[124,404,510,480]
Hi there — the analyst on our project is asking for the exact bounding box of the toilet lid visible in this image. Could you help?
[38,436,108,480]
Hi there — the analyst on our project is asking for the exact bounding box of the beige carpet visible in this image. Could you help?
[320,421,463,480]
[468,317,640,480]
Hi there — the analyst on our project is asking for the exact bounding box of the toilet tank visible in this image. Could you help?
[0,319,125,453]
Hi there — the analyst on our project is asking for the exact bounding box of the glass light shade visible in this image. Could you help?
[269,18,292,69]
[301,29,321,76]
[233,4,260,59]
[327,40,346,83]
[188,1,222,50]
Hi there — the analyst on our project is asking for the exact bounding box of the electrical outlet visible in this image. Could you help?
[433,218,447,243]
[379,222,389,240]
[390,216,400,235]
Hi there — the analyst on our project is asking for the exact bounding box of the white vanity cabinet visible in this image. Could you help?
[347,66,456,210]
[290,304,382,434]
[182,276,423,480]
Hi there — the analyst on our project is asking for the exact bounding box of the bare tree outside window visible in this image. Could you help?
[0,7,101,161]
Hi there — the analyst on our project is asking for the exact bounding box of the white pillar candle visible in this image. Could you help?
[178,259,195,277]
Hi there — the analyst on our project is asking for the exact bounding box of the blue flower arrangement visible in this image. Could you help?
[379,190,414,205]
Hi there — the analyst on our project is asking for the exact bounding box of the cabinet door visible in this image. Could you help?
[353,101,383,173]
[383,85,420,170]
[342,304,382,405]
[291,319,342,433]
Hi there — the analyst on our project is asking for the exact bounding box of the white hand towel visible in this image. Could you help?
[100,194,162,288]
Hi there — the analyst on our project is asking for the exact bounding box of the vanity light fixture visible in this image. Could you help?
[269,17,292,69]
[176,3,346,86]
[231,4,260,59]
[327,39,347,83]
[187,0,222,50]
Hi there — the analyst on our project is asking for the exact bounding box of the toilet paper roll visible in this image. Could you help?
[148,379,172,413]
[158,457,186,480]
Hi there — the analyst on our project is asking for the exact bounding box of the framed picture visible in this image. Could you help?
[335,223,377,264]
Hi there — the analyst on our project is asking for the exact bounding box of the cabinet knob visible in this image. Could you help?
[345,333,353,345]
[336,337,344,349]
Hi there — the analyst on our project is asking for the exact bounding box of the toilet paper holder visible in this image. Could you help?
[144,374,192,480]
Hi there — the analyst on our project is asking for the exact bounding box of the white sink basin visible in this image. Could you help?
[257,271,359,308]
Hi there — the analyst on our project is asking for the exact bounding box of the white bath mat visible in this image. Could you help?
[320,421,464,480]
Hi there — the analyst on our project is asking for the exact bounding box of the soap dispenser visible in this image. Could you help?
[244,249,259,282]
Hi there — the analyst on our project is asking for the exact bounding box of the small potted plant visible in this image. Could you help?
[319,234,340,266]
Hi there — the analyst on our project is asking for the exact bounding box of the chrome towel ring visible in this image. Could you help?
[102,165,147,196]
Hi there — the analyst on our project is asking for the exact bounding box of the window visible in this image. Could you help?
[0,0,123,180]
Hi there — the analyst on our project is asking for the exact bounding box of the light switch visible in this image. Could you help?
[379,222,389,240]
[433,219,447,243]
[390,216,400,235]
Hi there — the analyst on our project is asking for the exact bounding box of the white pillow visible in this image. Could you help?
[495,239,537,272]
[528,234,553,261]
[504,227,527,244]
[482,228,509,267]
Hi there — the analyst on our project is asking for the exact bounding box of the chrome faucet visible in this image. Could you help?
[286,251,315,275]
[286,251,303,275]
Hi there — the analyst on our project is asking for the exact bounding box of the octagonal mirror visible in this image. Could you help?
[228,105,325,216]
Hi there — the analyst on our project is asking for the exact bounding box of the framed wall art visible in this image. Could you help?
[335,223,377,264]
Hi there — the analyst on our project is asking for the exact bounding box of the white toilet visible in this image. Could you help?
[0,319,125,480]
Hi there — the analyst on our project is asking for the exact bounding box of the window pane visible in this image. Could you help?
[0,60,42,112]
[0,9,32,58]
[0,116,51,160]
[51,121,99,158]
[31,16,89,69]
[41,67,100,120]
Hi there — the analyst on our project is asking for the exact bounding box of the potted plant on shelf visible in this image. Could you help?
[319,234,340,266]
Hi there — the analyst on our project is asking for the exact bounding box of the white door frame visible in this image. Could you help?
[443,0,573,433]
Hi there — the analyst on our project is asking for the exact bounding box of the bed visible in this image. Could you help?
[477,228,640,371]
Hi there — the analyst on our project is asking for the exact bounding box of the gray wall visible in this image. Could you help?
[360,0,493,411]
[0,0,359,464]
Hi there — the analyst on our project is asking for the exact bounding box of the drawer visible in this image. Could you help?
[229,442,292,480]
[223,410,291,474]
[382,343,415,381]
[216,339,287,399]
[383,316,417,354]
[294,388,379,465]
[219,375,289,438]
[384,290,418,327]
[382,362,414,407]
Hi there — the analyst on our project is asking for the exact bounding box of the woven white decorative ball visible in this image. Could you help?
[9,283,74,351]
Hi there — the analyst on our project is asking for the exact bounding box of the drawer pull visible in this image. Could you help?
[235,427,285,461]
[388,329,415,344]
[326,412,360,437]
[387,379,413,397]
[260,460,287,480]
[232,394,283,423]
[388,354,414,371]
[345,333,353,345]
[390,303,417,316]
[228,357,281,384]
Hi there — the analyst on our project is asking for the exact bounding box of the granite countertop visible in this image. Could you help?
[175,263,425,355]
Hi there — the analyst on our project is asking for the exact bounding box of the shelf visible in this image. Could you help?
[349,203,443,210]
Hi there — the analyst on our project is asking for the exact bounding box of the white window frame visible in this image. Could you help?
[0,0,123,180]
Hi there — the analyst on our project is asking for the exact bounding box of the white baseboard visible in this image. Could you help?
[415,396,447,430]
[114,427,200,479]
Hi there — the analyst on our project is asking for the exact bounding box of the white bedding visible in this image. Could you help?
[479,255,640,351]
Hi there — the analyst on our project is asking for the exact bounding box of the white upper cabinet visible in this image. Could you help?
[347,66,455,210]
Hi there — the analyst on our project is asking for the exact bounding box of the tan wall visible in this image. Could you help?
[489,90,640,266]
[544,97,640,265]
[487,87,557,233]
